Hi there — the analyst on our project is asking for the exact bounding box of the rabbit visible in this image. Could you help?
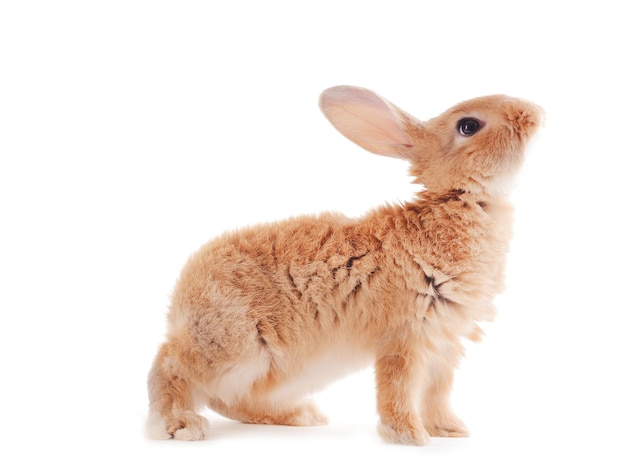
[147,85,543,445]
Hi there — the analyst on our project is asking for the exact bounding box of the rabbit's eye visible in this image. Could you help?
[458,118,482,136]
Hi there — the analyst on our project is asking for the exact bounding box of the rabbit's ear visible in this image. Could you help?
[319,86,418,159]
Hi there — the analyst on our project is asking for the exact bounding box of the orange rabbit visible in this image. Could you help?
[147,85,542,445]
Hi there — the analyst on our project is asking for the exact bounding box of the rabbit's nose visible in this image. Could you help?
[508,100,544,137]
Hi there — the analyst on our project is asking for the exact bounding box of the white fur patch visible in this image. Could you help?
[211,350,272,405]
[266,346,373,403]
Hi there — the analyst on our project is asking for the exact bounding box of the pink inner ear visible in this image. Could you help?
[320,86,414,159]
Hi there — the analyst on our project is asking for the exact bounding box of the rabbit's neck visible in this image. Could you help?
[374,189,515,277]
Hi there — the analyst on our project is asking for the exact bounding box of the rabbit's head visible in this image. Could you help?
[320,86,543,195]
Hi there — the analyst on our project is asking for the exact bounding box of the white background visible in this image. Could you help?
[1,1,625,454]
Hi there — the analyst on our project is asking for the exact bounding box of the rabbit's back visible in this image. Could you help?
[169,211,384,344]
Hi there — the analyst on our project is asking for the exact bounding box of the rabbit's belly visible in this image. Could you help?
[265,346,374,403]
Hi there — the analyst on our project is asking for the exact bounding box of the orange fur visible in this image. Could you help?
[147,85,543,444]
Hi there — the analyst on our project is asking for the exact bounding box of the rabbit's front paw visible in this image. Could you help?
[377,419,429,446]
[423,409,469,437]
[425,422,469,438]
[426,421,469,437]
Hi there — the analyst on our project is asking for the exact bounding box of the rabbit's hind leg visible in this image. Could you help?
[147,343,210,440]
[210,396,328,426]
